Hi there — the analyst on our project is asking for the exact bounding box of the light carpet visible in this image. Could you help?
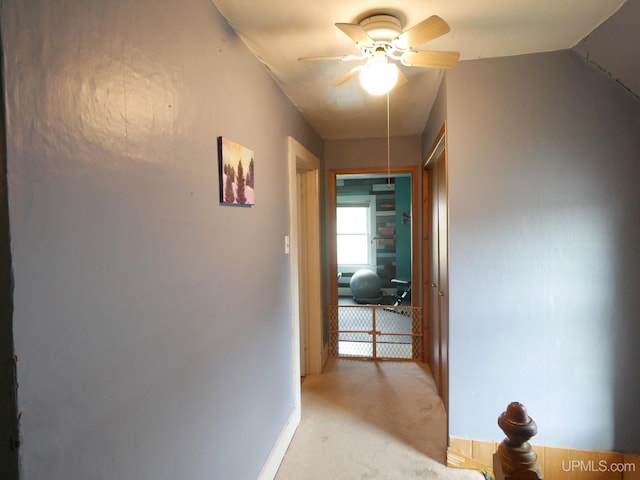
[275,358,485,480]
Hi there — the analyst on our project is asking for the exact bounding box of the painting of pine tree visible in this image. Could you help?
[218,137,256,206]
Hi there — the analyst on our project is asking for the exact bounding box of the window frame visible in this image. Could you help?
[336,195,377,272]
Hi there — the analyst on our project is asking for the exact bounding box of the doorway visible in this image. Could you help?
[328,166,422,360]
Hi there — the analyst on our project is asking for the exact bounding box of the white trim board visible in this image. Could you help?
[256,406,301,480]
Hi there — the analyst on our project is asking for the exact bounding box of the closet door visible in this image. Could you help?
[428,164,442,391]
[424,130,449,415]
[435,150,449,415]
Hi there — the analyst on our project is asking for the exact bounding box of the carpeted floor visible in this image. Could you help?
[275,358,485,480]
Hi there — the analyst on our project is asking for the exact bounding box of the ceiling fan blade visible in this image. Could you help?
[333,66,363,87]
[298,54,364,63]
[335,23,375,47]
[394,15,450,50]
[402,51,460,69]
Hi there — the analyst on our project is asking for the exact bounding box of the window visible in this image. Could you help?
[336,196,376,268]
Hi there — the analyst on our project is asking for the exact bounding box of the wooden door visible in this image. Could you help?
[423,128,449,415]
[435,150,449,414]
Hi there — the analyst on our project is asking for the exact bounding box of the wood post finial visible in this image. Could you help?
[495,402,543,480]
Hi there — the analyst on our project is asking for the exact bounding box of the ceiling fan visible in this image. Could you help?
[299,14,460,95]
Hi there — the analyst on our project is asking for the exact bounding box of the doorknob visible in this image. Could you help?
[431,283,437,288]
[438,291,445,297]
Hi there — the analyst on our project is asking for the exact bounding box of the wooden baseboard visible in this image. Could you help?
[449,436,640,480]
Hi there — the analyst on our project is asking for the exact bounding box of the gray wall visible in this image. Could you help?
[0,0,322,478]
[421,76,447,159]
[324,136,422,172]
[441,50,640,451]
[574,0,640,100]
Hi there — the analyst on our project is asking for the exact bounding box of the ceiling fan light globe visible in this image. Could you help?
[359,62,398,96]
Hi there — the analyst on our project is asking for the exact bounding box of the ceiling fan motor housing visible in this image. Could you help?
[359,15,402,43]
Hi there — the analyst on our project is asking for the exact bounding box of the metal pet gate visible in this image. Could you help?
[328,304,423,360]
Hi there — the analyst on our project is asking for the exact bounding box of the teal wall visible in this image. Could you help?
[394,176,412,282]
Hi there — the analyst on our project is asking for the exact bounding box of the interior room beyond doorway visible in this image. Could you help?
[335,172,413,304]
[328,167,421,361]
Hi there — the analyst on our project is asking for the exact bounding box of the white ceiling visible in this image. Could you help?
[211,0,627,140]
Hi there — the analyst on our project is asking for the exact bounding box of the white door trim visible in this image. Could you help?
[287,137,323,377]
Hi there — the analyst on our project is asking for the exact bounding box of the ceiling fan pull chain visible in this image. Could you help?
[387,91,391,187]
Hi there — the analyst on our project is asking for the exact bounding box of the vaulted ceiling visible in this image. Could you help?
[211,0,635,140]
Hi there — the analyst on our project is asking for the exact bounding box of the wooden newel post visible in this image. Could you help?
[494,402,543,480]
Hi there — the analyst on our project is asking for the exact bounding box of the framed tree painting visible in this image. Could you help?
[217,136,255,206]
